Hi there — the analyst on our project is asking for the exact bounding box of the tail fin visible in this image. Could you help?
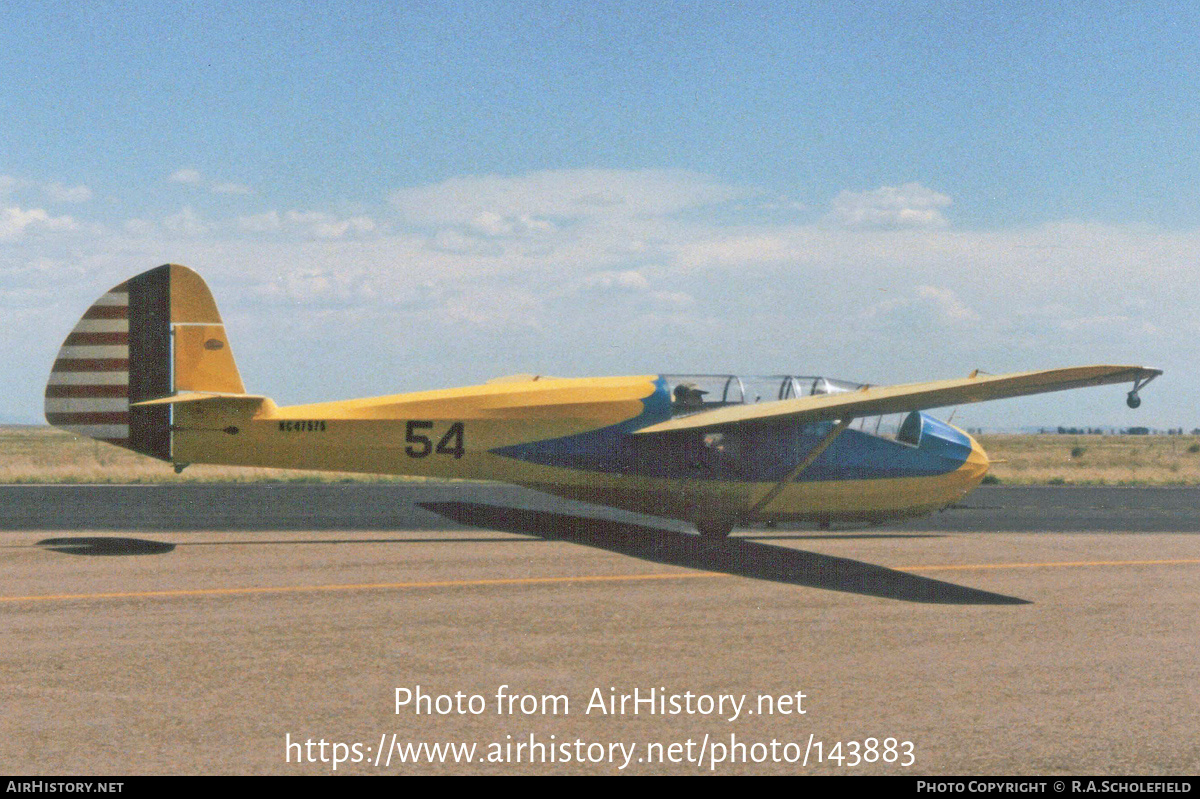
[44,264,246,461]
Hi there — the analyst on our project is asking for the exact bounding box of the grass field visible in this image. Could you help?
[3,425,1199,485]
[0,426,420,484]
[978,433,1200,485]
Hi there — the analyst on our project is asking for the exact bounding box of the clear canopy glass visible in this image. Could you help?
[663,374,867,413]
[661,374,914,443]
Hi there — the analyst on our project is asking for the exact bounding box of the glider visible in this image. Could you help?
[44,264,1161,537]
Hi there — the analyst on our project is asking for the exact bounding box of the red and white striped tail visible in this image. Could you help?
[45,286,132,444]
[44,265,176,461]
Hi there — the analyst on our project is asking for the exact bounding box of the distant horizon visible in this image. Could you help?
[6,418,1195,436]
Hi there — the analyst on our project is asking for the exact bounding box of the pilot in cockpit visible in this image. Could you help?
[672,382,708,409]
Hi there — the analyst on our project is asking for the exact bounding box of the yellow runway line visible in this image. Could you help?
[897,558,1200,572]
[3,558,1199,604]
[0,570,728,603]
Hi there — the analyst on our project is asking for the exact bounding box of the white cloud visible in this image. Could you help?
[5,168,1197,427]
[441,286,544,330]
[169,168,204,185]
[577,269,693,311]
[284,211,376,238]
[915,284,980,322]
[389,169,750,230]
[650,290,694,308]
[238,211,282,233]
[122,218,156,236]
[430,228,480,253]
[235,210,377,238]
[2,176,93,204]
[583,269,651,292]
[43,183,93,203]
[212,182,252,195]
[671,234,799,270]
[0,207,78,241]
[169,168,252,195]
[162,206,209,236]
[247,268,376,307]
[828,182,952,228]
[469,211,555,237]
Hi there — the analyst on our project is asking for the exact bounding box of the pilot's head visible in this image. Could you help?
[673,382,708,406]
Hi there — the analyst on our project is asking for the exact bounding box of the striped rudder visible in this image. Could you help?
[45,264,244,462]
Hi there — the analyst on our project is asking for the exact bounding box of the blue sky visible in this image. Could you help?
[3,2,1198,429]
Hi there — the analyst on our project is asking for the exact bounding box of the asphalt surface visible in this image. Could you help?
[1,484,1198,775]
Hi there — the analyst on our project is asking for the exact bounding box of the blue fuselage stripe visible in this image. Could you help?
[490,378,974,482]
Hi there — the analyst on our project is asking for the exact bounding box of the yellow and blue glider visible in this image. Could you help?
[45,264,1161,536]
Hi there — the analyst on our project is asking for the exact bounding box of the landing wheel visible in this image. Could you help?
[1126,391,1141,409]
[695,519,734,539]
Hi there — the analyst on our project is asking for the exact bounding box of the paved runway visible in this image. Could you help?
[1,484,1197,774]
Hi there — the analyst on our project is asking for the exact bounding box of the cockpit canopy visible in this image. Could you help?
[663,374,867,413]
[662,374,921,445]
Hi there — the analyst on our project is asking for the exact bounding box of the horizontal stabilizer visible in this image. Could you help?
[634,365,1162,435]
[130,392,269,409]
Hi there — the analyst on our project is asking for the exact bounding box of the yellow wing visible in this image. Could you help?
[634,365,1162,434]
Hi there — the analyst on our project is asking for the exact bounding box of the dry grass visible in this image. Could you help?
[978,433,1200,485]
[0,426,423,484]
[4,426,1199,485]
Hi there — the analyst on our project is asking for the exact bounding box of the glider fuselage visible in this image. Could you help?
[170,374,989,528]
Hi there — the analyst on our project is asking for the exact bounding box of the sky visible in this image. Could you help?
[3,1,1199,429]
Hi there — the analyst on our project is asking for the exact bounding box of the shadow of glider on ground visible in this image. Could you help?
[419,502,1029,605]
[36,536,177,556]
[29,504,1026,604]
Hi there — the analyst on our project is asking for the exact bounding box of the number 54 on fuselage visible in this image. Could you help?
[44,264,1161,537]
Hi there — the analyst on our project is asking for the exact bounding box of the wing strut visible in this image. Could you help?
[1126,372,1159,408]
[747,417,853,516]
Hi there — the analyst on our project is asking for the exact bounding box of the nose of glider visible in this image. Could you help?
[922,414,990,497]
[962,431,991,485]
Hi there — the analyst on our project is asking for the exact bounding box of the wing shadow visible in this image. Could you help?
[36,537,176,556]
[25,535,541,556]
[418,502,1030,606]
